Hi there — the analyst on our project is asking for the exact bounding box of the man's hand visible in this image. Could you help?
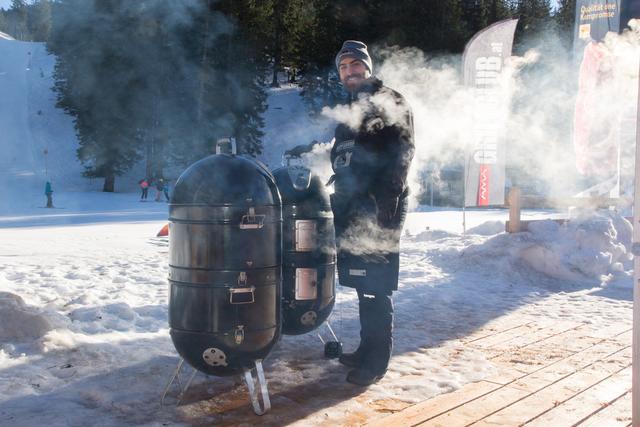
[284,141,319,158]
[376,196,399,225]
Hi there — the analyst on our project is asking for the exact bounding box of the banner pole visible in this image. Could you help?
[632,54,640,427]
[463,160,467,234]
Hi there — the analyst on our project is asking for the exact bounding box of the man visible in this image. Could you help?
[329,40,414,385]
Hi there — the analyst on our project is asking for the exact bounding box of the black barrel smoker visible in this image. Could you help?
[164,139,282,414]
[273,152,341,357]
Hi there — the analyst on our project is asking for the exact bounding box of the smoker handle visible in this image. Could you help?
[229,286,256,304]
[239,214,265,229]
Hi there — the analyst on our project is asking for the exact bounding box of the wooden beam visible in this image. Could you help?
[506,187,521,233]
[519,195,630,209]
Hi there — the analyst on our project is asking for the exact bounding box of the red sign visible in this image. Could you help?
[478,164,490,206]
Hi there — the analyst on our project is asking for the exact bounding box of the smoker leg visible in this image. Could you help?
[243,359,271,415]
[317,321,343,358]
[161,358,198,406]
[178,368,198,405]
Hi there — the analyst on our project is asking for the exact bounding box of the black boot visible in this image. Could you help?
[346,367,386,386]
[338,345,366,368]
[346,292,393,386]
[339,289,372,368]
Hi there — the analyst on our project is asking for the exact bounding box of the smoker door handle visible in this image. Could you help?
[229,286,256,304]
[239,214,265,229]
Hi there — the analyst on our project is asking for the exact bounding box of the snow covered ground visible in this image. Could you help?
[0,194,633,426]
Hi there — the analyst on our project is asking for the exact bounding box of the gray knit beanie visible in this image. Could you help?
[335,40,373,74]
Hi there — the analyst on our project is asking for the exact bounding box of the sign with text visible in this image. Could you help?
[463,19,518,207]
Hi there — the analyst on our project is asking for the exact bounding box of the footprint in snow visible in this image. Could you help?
[64,272,90,280]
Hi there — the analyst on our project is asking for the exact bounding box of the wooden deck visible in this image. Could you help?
[367,319,632,427]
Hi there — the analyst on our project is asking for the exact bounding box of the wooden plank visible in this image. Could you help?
[609,330,633,347]
[473,353,631,426]
[486,331,629,386]
[488,321,583,354]
[482,362,531,386]
[526,367,631,427]
[365,381,502,427]
[471,323,538,349]
[575,391,632,427]
[490,346,574,375]
[418,386,530,427]
[528,328,604,354]
[462,321,535,345]
[578,324,633,340]
[506,343,631,393]
[490,335,605,377]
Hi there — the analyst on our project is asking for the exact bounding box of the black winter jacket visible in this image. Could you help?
[330,77,415,215]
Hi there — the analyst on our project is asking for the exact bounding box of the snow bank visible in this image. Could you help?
[0,292,52,340]
[519,212,632,282]
[467,220,505,236]
[462,211,632,285]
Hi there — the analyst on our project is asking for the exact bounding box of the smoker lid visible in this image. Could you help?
[272,166,331,207]
[171,154,281,206]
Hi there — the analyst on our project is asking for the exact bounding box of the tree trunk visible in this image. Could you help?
[145,139,153,180]
[103,174,115,192]
[271,0,283,88]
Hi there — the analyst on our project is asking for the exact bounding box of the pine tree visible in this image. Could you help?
[8,0,29,40]
[209,0,269,156]
[513,0,553,46]
[555,0,576,50]
[48,0,144,192]
[0,13,6,35]
[28,0,52,42]
[297,0,343,115]
[462,0,515,38]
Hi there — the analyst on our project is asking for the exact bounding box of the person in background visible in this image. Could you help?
[139,178,149,201]
[155,178,164,202]
[45,181,54,208]
[163,180,170,202]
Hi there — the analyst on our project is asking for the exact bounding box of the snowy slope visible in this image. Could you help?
[0,38,150,216]
[0,38,90,214]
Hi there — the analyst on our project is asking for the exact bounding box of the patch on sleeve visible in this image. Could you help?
[348,269,366,277]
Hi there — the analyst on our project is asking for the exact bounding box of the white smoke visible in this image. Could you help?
[289,22,640,254]
[311,21,640,209]
[335,216,402,256]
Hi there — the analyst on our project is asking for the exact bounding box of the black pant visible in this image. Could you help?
[332,193,407,374]
[357,290,393,374]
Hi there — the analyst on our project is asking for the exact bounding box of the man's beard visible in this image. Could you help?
[343,72,367,91]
